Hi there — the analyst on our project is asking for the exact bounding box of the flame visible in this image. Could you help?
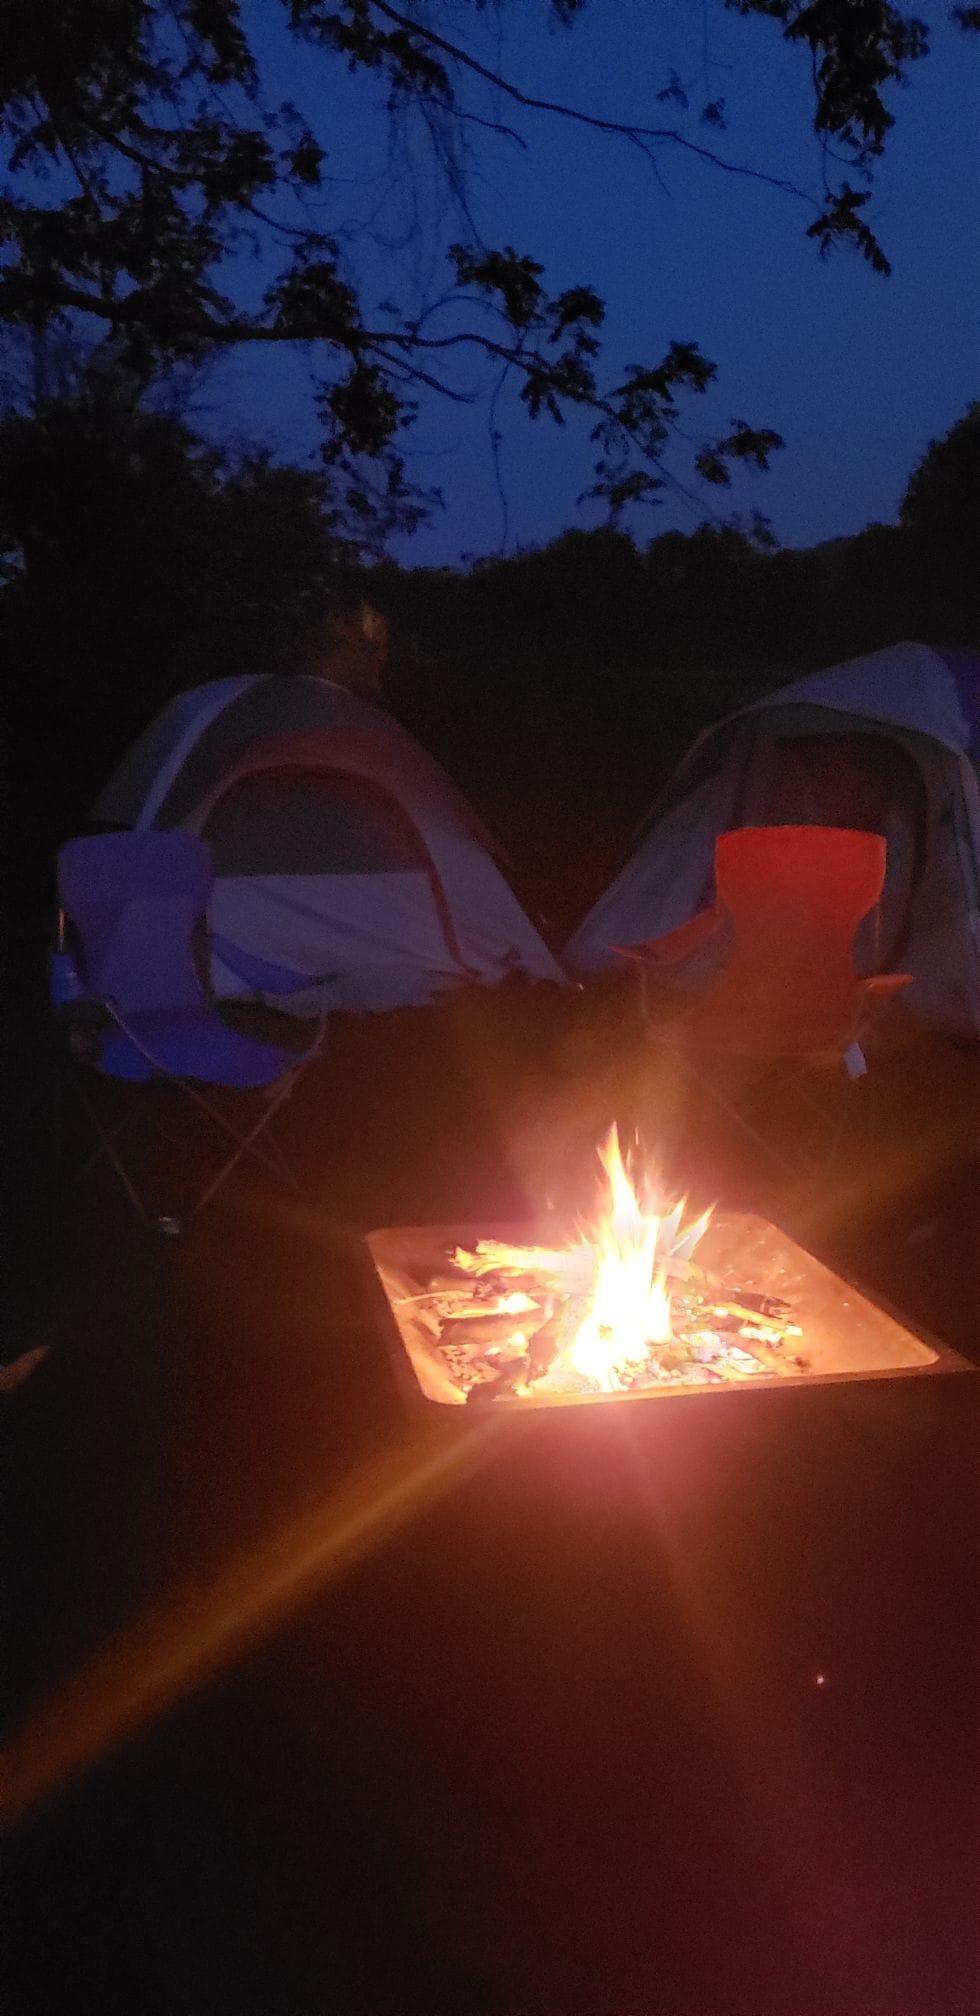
[455,1126,712,1396]
[568,1125,705,1391]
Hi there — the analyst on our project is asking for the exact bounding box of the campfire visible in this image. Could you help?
[367,1126,965,1410]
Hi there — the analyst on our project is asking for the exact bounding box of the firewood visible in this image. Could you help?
[465,1360,526,1405]
[708,1297,802,1336]
[437,1308,540,1352]
[0,1346,50,1393]
[524,1310,563,1385]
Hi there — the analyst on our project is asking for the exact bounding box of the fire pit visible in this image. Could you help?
[366,1128,968,1410]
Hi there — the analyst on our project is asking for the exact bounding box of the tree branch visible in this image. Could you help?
[362,0,815,205]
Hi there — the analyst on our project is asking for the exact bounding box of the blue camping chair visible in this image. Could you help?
[52,830,329,1228]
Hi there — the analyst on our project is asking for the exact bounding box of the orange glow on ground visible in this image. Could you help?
[4,1415,508,1826]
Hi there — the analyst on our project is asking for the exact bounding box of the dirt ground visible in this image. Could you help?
[4,965,978,2015]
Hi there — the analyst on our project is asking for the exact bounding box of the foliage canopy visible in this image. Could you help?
[2,1,972,531]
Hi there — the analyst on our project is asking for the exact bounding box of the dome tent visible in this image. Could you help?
[94,675,565,1014]
[563,643,980,1039]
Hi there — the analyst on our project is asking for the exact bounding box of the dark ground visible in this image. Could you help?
[3,933,978,2015]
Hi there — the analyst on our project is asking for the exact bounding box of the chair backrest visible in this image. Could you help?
[714,826,885,995]
[705,826,887,1048]
[58,830,214,1013]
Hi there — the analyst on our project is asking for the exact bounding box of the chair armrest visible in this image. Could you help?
[861,973,914,1000]
[48,948,88,1010]
[613,907,720,969]
[210,931,329,998]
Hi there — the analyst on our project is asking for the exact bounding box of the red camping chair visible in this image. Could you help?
[617,826,912,1176]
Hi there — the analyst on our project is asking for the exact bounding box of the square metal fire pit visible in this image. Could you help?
[365,1212,972,1412]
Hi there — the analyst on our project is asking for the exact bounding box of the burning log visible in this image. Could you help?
[437,1307,539,1352]
[719,1290,794,1321]
[428,1268,809,1400]
[465,1360,527,1405]
[524,1306,563,1386]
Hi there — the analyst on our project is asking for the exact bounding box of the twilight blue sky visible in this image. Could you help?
[210,1,978,567]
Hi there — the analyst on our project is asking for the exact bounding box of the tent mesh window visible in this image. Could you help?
[201,768,428,875]
[757,732,930,968]
[157,679,385,829]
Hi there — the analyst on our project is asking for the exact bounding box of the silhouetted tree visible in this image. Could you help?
[0,392,360,862]
[900,403,980,642]
[4,2,963,533]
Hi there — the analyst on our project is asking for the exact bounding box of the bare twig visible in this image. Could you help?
[365,0,815,207]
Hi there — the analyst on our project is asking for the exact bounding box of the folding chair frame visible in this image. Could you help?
[50,830,338,1232]
[53,978,327,1231]
[655,1025,862,1185]
[621,823,912,1191]
[64,991,327,1229]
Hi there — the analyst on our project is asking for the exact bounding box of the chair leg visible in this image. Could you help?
[66,1073,156,1224]
[666,1042,858,1193]
[62,1068,275,1229]
[184,1070,310,1219]
[187,1112,287,1217]
[159,1071,304,1186]
[250,1126,301,1190]
[676,1049,799,1176]
[59,1030,322,1226]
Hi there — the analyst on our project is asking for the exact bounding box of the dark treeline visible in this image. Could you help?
[381,520,917,807]
[380,402,978,825]
[3,392,977,923]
